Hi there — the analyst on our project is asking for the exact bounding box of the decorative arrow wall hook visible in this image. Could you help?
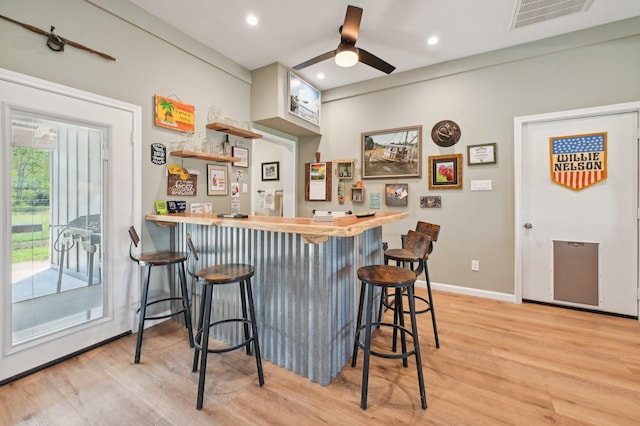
[0,14,116,61]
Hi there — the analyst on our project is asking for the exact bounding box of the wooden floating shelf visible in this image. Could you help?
[170,150,240,163]
[206,122,263,139]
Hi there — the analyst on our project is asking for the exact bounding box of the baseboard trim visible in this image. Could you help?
[415,280,517,303]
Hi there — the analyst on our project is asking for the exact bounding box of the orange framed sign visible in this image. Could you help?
[154,95,195,133]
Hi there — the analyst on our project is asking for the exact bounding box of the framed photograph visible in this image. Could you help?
[420,195,442,208]
[232,146,249,168]
[467,143,497,165]
[362,125,422,179]
[207,164,228,195]
[289,71,320,126]
[262,161,280,181]
[428,154,463,190]
[385,184,409,206]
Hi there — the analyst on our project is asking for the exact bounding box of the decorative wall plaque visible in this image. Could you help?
[431,120,461,147]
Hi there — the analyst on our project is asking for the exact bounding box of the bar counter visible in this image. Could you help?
[145,211,408,385]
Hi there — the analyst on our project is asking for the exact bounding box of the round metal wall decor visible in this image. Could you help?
[431,120,461,147]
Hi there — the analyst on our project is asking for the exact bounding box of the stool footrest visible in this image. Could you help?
[354,322,417,361]
[194,318,256,355]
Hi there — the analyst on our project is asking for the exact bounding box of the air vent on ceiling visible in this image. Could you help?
[512,0,595,29]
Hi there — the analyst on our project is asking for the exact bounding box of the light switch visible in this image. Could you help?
[242,183,248,193]
[470,180,492,191]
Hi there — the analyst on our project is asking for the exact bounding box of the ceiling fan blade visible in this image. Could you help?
[358,48,396,74]
[293,50,335,70]
[340,5,362,45]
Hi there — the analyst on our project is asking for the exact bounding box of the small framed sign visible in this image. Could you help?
[207,164,228,195]
[467,143,497,165]
[232,146,249,168]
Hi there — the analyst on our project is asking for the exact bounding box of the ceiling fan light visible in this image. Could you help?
[335,44,358,67]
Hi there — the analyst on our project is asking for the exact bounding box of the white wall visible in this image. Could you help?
[297,19,640,295]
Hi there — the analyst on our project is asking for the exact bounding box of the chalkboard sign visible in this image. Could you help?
[151,143,166,165]
[167,173,197,196]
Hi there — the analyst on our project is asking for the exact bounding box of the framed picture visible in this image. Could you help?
[262,161,280,181]
[207,164,228,195]
[420,195,442,208]
[232,146,249,168]
[385,183,409,206]
[289,71,320,126]
[467,143,497,165]
[362,125,422,179]
[428,154,463,190]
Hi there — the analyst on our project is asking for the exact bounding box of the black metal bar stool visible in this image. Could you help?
[186,234,264,410]
[352,230,430,410]
[380,222,440,349]
[128,226,194,364]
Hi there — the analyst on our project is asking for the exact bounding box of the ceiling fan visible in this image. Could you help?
[293,5,395,74]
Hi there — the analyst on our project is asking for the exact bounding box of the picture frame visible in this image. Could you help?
[467,143,497,165]
[428,154,463,190]
[207,164,228,195]
[289,71,320,126]
[231,146,249,168]
[262,161,280,181]
[420,195,442,208]
[385,183,409,206]
[362,125,422,179]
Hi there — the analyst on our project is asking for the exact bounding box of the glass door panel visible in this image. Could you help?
[11,112,104,344]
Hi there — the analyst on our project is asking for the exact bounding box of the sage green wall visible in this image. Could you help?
[0,0,253,250]
[298,22,640,295]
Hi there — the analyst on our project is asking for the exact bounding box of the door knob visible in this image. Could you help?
[524,223,533,229]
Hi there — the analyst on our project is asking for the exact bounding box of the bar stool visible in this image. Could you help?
[380,221,440,348]
[352,230,430,410]
[185,234,264,410]
[128,226,194,364]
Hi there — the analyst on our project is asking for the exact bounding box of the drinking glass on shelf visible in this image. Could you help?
[207,106,222,123]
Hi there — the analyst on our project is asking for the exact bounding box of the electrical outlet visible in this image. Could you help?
[471,260,480,271]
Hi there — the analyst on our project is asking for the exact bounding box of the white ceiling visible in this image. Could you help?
[128,0,640,91]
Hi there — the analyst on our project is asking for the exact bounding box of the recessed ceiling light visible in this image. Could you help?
[316,72,325,79]
[427,36,439,46]
[246,15,258,26]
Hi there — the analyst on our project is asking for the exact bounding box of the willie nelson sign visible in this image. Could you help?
[550,132,607,191]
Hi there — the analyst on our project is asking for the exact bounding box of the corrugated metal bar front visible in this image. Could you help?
[178,223,383,386]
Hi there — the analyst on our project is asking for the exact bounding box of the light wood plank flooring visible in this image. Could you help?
[2,290,639,425]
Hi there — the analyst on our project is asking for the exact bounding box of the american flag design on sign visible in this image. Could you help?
[550,132,607,191]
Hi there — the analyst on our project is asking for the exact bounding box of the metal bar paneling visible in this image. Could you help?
[178,223,383,386]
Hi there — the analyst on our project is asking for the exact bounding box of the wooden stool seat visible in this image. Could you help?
[196,264,255,284]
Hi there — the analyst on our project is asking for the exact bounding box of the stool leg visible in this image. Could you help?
[192,281,207,373]
[407,284,427,410]
[179,262,194,348]
[396,288,409,368]
[134,266,152,364]
[424,262,440,349]
[196,283,213,410]
[360,282,375,410]
[239,280,252,356]
[351,280,366,367]
[245,277,264,387]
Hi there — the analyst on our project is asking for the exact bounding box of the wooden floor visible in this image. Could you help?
[2,290,640,425]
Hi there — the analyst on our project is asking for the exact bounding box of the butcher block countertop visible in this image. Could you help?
[146,211,408,242]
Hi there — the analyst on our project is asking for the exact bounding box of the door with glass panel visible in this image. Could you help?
[1,71,140,382]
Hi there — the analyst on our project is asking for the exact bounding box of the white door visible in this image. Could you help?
[0,69,141,381]
[516,105,639,317]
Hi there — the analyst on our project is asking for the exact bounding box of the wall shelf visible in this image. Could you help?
[206,122,263,139]
[170,150,239,163]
